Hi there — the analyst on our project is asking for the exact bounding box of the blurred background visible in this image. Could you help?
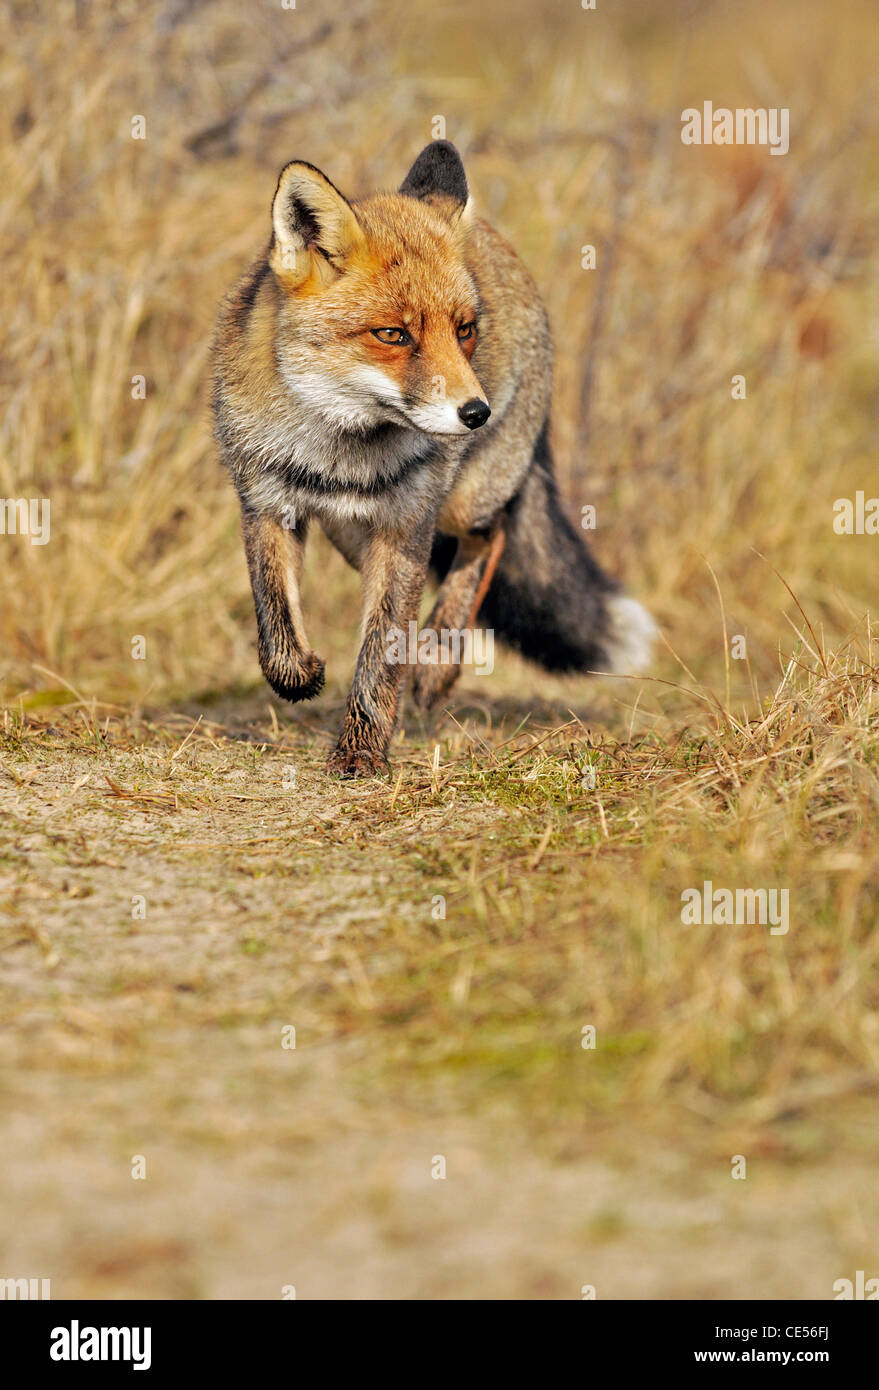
[1,0,876,708]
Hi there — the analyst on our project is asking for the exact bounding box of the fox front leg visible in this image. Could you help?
[411,527,505,711]
[241,510,325,702]
[327,524,433,779]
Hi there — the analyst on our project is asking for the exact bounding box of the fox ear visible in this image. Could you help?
[270,161,364,289]
[400,141,472,225]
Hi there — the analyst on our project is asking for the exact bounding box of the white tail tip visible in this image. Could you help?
[604,595,656,675]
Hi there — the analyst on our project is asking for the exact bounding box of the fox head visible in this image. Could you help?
[267,142,491,437]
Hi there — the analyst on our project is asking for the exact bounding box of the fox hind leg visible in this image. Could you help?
[412,527,505,711]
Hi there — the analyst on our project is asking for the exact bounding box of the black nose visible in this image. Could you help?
[458,398,491,430]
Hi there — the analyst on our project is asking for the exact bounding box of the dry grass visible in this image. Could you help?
[1,0,878,1298]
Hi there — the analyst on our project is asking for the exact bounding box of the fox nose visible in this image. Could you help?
[457,398,491,430]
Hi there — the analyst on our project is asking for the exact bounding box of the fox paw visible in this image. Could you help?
[325,747,388,779]
[261,649,325,703]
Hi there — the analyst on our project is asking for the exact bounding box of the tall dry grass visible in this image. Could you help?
[0,0,876,714]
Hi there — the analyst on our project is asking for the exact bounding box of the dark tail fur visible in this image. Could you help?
[431,424,653,674]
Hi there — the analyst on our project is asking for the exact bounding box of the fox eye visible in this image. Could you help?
[457,322,477,341]
[371,327,411,346]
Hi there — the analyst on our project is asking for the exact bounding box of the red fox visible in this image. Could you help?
[213,142,654,777]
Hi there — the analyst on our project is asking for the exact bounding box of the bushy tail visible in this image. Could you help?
[436,426,655,675]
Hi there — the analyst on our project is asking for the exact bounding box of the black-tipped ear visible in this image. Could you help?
[400,141,468,214]
[269,161,364,290]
